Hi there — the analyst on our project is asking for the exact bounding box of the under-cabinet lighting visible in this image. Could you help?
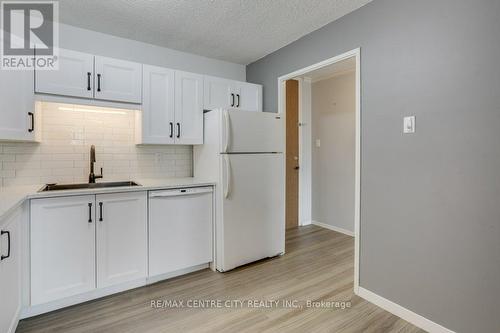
[58,106,128,115]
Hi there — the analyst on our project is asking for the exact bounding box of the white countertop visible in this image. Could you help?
[0,178,215,222]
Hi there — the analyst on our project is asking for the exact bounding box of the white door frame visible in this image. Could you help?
[277,48,361,293]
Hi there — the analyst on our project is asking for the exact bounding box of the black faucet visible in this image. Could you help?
[89,145,103,183]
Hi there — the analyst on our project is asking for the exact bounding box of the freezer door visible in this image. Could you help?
[219,153,284,271]
[221,109,283,153]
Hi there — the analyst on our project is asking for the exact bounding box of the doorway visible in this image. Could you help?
[285,79,299,230]
[279,48,361,292]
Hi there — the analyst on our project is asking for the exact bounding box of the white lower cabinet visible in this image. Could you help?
[30,192,147,305]
[96,192,147,288]
[0,209,22,333]
[28,188,212,312]
[30,195,96,305]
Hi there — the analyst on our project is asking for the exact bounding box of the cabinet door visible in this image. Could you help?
[0,209,21,333]
[149,188,213,276]
[0,69,36,141]
[96,192,147,288]
[175,71,204,144]
[35,48,94,98]
[235,82,262,112]
[30,195,96,305]
[141,65,175,144]
[203,75,234,110]
[94,56,142,103]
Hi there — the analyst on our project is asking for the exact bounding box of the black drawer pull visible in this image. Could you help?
[1,230,11,261]
[87,72,91,91]
[99,202,103,222]
[97,74,101,92]
[88,203,93,223]
[28,112,34,132]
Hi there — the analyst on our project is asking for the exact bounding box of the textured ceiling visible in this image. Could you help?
[57,0,372,65]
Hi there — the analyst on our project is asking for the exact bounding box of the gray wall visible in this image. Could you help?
[247,1,500,332]
[59,23,245,81]
[312,72,355,233]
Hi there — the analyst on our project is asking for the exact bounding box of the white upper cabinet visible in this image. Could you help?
[203,76,233,110]
[235,82,262,112]
[140,65,175,144]
[35,48,94,99]
[0,69,39,141]
[35,49,142,104]
[30,195,96,305]
[138,68,203,145]
[175,71,204,145]
[94,56,142,104]
[96,192,147,289]
[204,75,262,112]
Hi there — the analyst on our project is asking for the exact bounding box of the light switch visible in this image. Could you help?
[315,139,321,147]
[403,116,416,134]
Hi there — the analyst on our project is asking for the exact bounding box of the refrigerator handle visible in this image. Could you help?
[224,154,231,199]
[223,109,230,153]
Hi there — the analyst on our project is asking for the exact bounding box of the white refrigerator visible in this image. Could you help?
[194,108,285,272]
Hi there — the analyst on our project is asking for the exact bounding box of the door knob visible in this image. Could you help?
[294,166,300,170]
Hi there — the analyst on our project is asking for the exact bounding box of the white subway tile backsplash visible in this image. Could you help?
[0,102,192,187]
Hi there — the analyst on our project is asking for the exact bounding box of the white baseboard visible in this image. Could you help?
[312,220,354,237]
[357,287,455,333]
[7,306,20,333]
[21,263,211,319]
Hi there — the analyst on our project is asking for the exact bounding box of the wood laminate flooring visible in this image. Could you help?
[17,225,425,333]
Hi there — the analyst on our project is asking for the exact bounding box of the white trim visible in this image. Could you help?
[357,287,456,333]
[297,77,312,226]
[311,220,354,237]
[278,48,361,293]
[7,306,20,333]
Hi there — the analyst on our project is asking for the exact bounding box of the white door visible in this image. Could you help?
[203,76,234,110]
[30,195,96,305]
[35,48,94,99]
[235,82,262,112]
[96,192,147,288]
[0,209,21,333]
[175,71,204,144]
[149,187,213,276]
[94,56,142,103]
[141,65,175,144]
[219,153,284,271]
[0,69,36,141]
[222,109,283,153]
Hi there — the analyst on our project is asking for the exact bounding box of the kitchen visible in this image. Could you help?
[1,1,499,333]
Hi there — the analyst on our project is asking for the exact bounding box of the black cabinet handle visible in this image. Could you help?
[169,122,173,138]
[88,203,93,223]
[97,74,101,92]
[236,94,240,107]
[230,93,235,107]
[87,72,91,91]
[28,112,34,132]
[176,123,181,138]
[99,202,103,222]
[0,230,10,261]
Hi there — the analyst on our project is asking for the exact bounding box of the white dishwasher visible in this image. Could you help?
[148,187,213,277]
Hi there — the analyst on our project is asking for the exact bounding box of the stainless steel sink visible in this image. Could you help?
[39,181,141,192]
